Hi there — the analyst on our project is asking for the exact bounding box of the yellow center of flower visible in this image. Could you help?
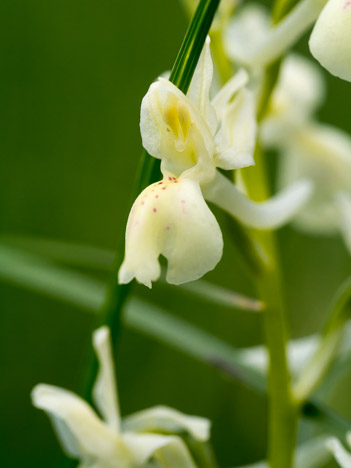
[163,100,192,143]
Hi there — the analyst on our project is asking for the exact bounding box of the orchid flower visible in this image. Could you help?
[261,53,325,146]
[118,38,312,288]
[258,52,351,253]
[32,326,210,468]
[225,0,351,82]
[277,124,351,252]
[309,0,351,81]
[327,435,351,467]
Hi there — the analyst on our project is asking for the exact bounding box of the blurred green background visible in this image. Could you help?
[1,1,351,467]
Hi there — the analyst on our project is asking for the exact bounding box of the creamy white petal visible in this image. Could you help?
[224,3,271,66]
[276,54,325,117]
[31,384,125,463]
[214,88,257,170]
[327,438,351,467]
[336,192,351,254]
[123,433,197,468]
[278,124,351,234]
[140,77,214,178]
[92,327,121,432]
[262,54,325,147]
[310,0,351,82]
[211,68,249,116]
[122,406,210,442]
[118,176,223,287]
[187,37,218,135]
[225,0,326,67]
[203,171,313,230]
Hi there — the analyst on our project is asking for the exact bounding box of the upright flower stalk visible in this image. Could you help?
[199,4,300,467]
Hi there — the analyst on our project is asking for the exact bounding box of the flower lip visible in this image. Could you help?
[118,174,223,288]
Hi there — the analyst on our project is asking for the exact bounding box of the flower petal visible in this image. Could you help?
[187,37,218,135]
[214,88,257,170]
[31,384,124,463]
[225,0,325,67]
[224,3,271,66]
[277,124,351,234]
[92,327,121,432]
[140,77,214,178]
[122,405,210,442]
[309,0,351,82]
[262,54,325,147]
[118,175,223,287]
[211,68,249,114]
[203,171,313,230]
[123,433,197,468]
[327,438,351,467]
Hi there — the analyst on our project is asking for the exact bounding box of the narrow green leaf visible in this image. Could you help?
[0,234,114,271]
[0,237,263,312]
[175,279,264,312]
[0,245,106,312]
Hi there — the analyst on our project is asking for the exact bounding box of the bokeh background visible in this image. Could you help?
[1,1,351,467]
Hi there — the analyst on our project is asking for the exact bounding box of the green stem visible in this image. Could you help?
[242,145,297,467]
[206,5,297,465]
[259,245,297,467]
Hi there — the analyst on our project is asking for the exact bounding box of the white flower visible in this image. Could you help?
[277,123,351,251]
[225,0,351,82]
[309,0,351,81]
[261,53,325,147]
[32,326,210,468]
[327,435,351,467]
[118,38,313,288]
[257,52,351,252]
[224,0,327,69]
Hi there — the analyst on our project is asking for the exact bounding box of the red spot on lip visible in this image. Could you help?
[162,187,167,190]
[158,182,163,185]
[155,195,159,198]
[153,208,157,212]
[168,177,172,180]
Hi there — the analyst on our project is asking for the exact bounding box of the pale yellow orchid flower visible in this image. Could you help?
[32,327,210,468]
[118,39,312,288]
